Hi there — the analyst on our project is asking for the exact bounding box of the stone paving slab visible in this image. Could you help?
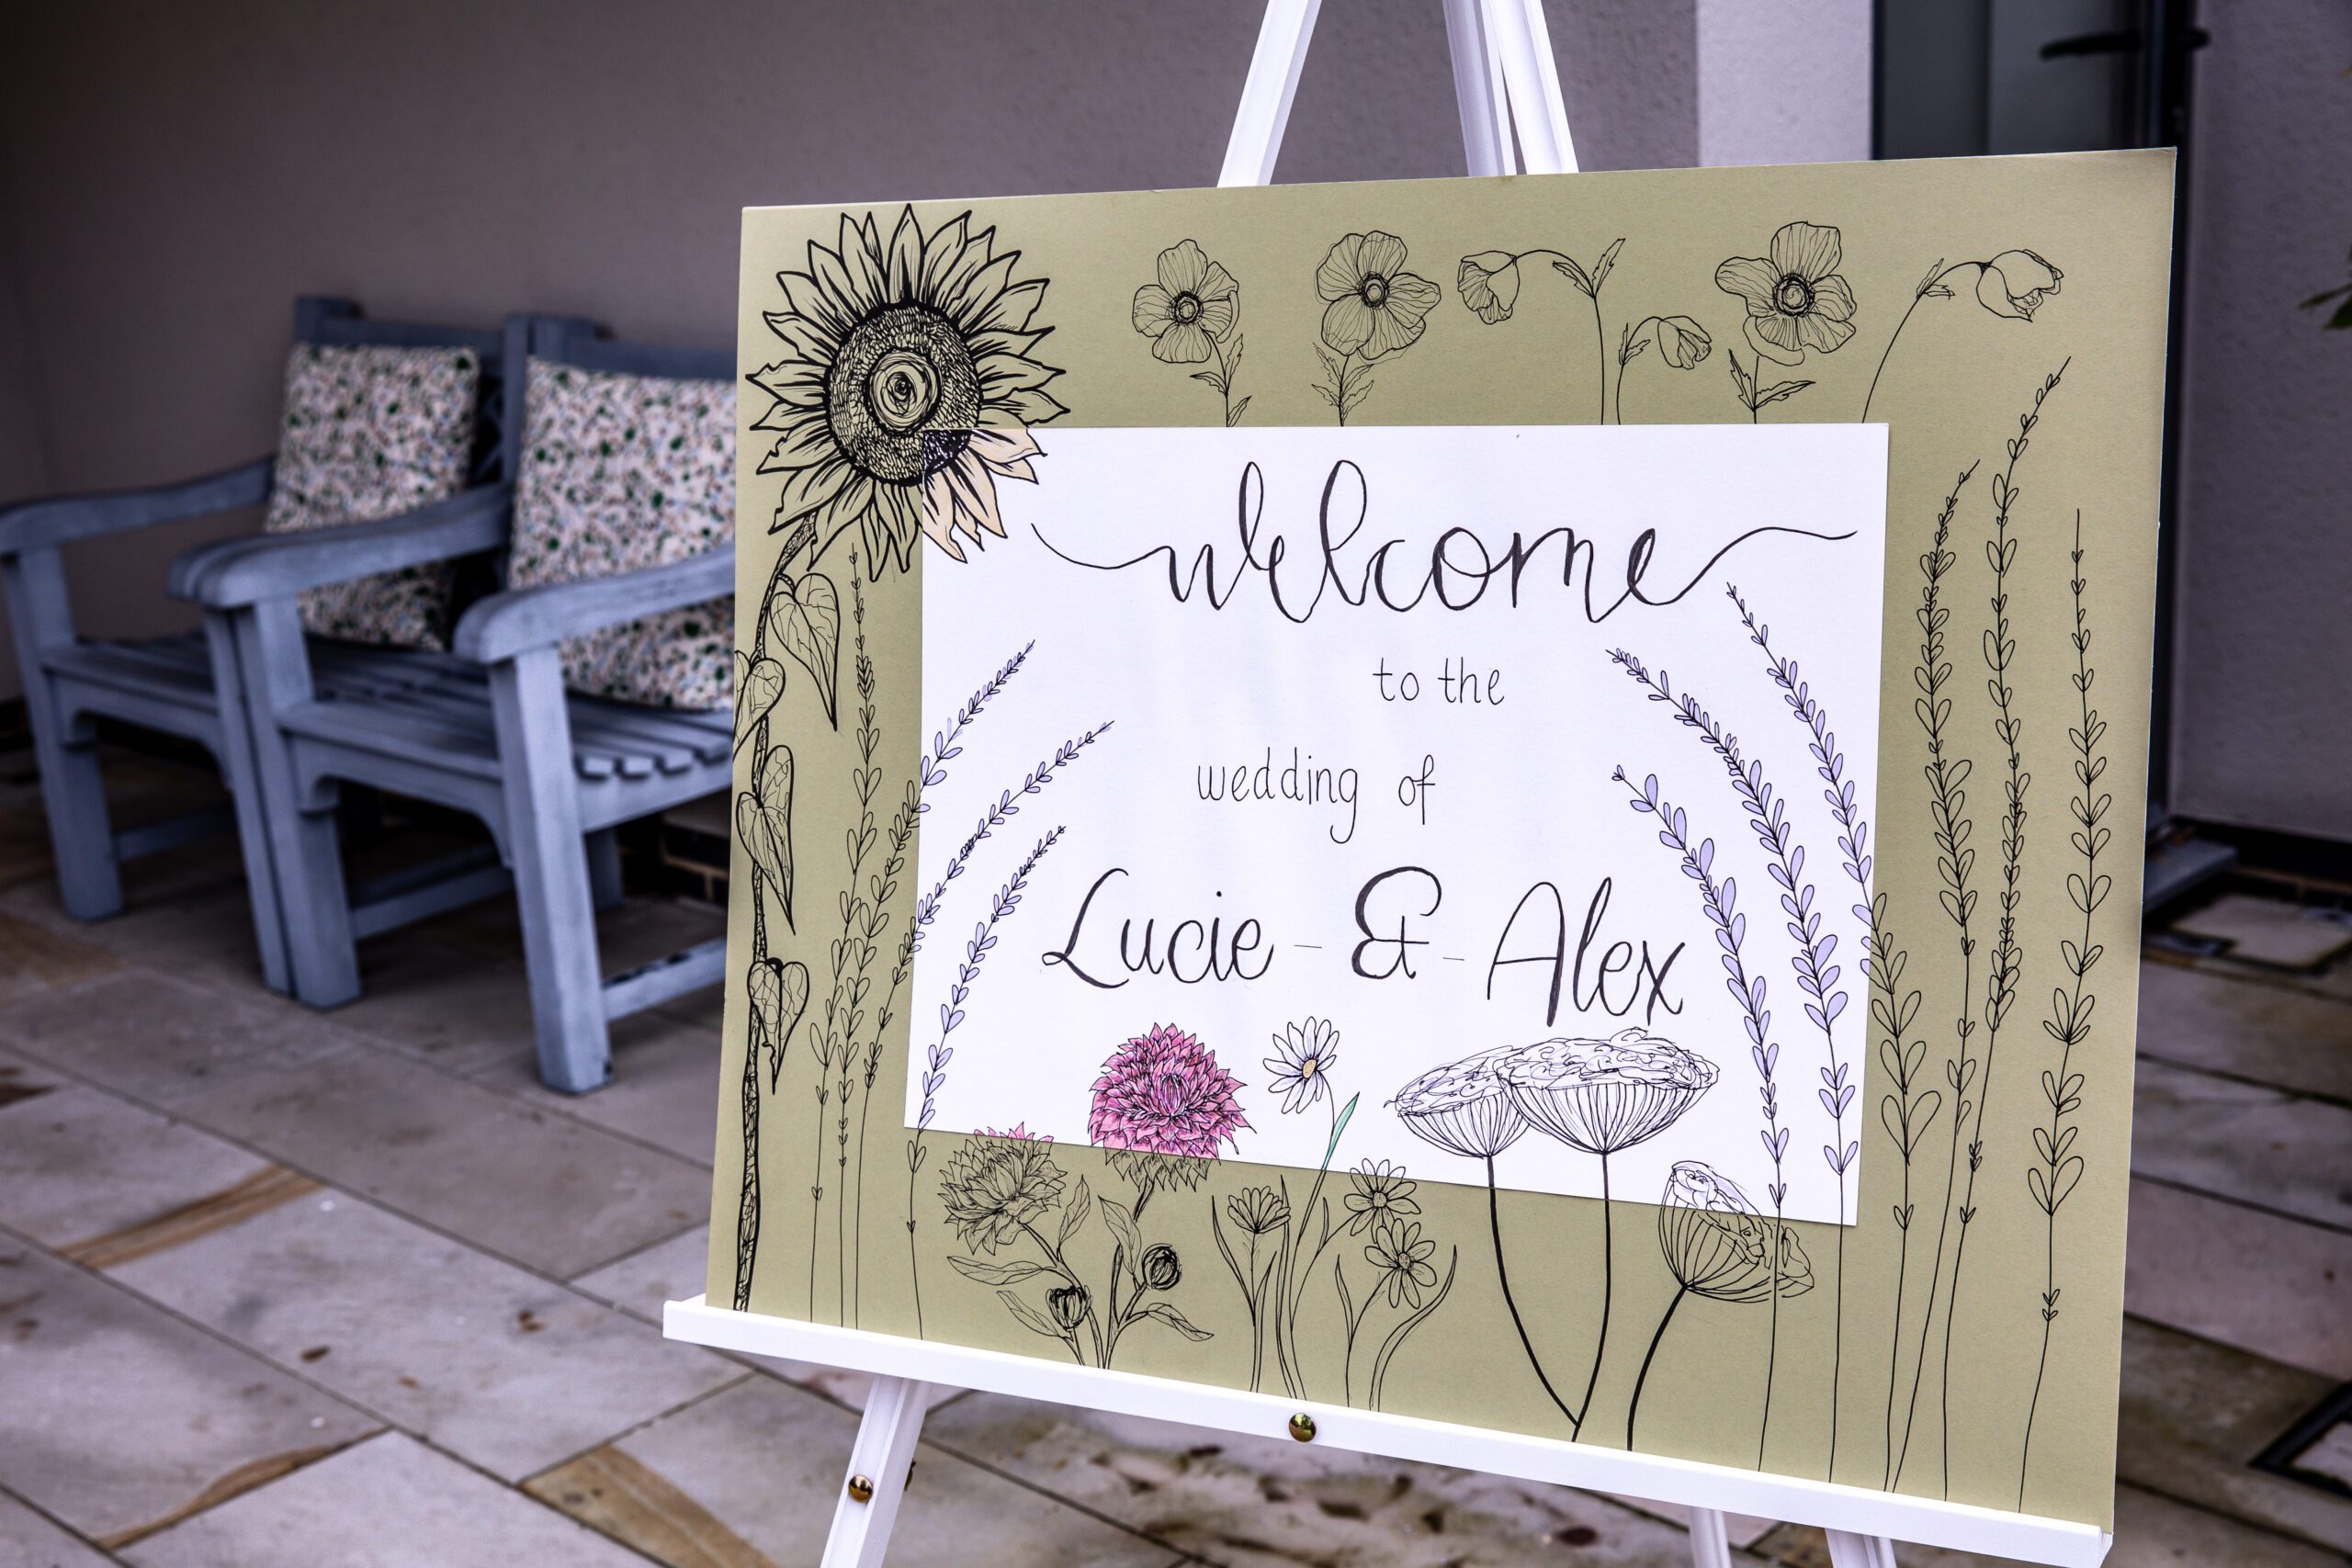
[4,971,713,1280]
[473,1009,728,1168]
[919,1393,1735,1567]
[0,1081,273,1253]
[119,1431,650,1568]
[2124,1177,2352,1380]
[2131,1057,2352,1231]
[2117,1315,2352,1555]
[2135,959,2352,1103]
[0,1239,379,1548]
[0,1487,116,1567]
[530,1376,1175,1566]
[111,1190,742,1483]
[0,913,119,1004]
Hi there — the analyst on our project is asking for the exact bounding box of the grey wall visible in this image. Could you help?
[2169,1,2352,841]
[0,0,1694,701]
[1696,0,1871,167]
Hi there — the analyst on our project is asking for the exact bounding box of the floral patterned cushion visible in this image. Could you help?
[509,358,735,710]
[263,343,481,649]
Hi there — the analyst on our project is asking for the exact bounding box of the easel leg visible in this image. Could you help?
[1685,1507,1733,1568]
[1824,1529,1897,1568]
[820,1376,933,1568]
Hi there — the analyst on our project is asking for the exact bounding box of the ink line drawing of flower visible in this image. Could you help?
[1317,231,1441,359]
[1134,239,1250,425]
[937,1135,1068,1257]
[748,206,1067,573]
[978,1122,1047,1142]
[1978,249,2064,321]
[1227,1185,1290,1236]
[1714,220,1859,367]
[1390,1043,1532,1161]
[1312,231,1439,425]
[1265,1016,1340,1114]
[1456,251,1521,323]
[1341,1158,1421,1236]
[1133,240,1238,363]
[1498,1031,1721,1156]
[1658,1160,1815,1305]
[1366,1219,1440,1310]
[1090,1024,1249,1202]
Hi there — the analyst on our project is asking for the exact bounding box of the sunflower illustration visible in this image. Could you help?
[748,207,1068,571]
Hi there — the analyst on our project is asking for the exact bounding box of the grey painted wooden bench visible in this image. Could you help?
[176,313,733,1092]
[0,297,508,993]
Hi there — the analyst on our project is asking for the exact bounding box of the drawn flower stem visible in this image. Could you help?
[1733,586,1868,1480]
[1626,1284,1690,1448]
[1895,463,1984,1491]
[851,779,917,1328]
[1860,263,1975,423]
[1487,1153,1584,1428]
[1617,766,1781,1460]
[2019,511,2107,1509]
[1873,896,1931,1489]
[1939,362,2067,1494]
[1367,1247,1457,1410]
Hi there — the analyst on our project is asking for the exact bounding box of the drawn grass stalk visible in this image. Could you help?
[1734,586,1869,1482]
[905,826,1064,1334]
[1894,463,1983,1489]
[851,779,916,1327]
[2018,511,2107,1508]
[1939,362,2066,1492]
[1613,656,1815,1469]
[1872,895,1932,1488]
[1615,767,1782,1459]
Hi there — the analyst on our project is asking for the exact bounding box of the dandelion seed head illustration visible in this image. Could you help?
[1499,1030,1719,1156]
[1389,1042,1532,1159]
[1659,1160,1815,1304]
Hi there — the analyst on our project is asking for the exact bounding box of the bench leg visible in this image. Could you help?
[2,549,123,921]
[586,827,625,911]
[233,604,361,1007]
[490,649,611,1093]
[203,613,292,995]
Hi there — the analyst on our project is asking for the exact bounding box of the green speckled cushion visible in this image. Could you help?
[508,358,735,710]
[264,343,481,649]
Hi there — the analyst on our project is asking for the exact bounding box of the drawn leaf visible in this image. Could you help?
[949,1257,1047,1286]
[733,653,786,753]
[1589,238,1625,291]
[1753,378,1815,410]
[754,959,809,1090]
[998,1290,1066,1341]
[1136,1301,1214,1342]
[1098,1195,1144,1268]
[1226,395,1251,427]
[768,573,842,729]
[1059,1177,1091,1247]
[736,744,797,927]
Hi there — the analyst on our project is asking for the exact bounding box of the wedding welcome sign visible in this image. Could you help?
[705,151,2171,1551]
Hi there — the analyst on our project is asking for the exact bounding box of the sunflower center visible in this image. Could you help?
[1361,275,1391,308]
[1774,275,1815,315]
[826,304,983,484]
[1171,291,1203,325]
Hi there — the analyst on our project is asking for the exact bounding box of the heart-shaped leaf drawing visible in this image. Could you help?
[766,572,841,730]
[734,743,796,927]
[733,652,785,754]
[748,958,809,1089]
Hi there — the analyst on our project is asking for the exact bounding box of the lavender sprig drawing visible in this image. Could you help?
[912,724,1112,954]
[1730,584,1867,1481]
[1871,891,1934,1489]
[920,641,1033,813]
[1940,362,2066,1495]
[2019,512,2108,1510]
[1613,651,1824,1469]
[1616,766,1788,1462]
[905,826,1064,1337]
[1895,462,1982,1490]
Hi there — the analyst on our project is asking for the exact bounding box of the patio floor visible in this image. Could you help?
[2,744,2348,1567]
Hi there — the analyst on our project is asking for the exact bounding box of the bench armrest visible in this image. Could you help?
[0,457,275,556]
[175,484,514,607]
[453,546,734,665]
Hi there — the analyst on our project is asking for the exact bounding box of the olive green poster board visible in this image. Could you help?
[707,150,2170,1534]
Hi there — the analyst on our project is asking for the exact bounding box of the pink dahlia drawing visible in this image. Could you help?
[1088,1024,1250,1162]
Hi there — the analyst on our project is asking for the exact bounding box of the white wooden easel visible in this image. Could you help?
[662,6,2084,1567]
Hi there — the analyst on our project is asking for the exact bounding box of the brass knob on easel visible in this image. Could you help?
[1288,1412,1317,1442]
[846,1473,876,1503]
